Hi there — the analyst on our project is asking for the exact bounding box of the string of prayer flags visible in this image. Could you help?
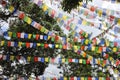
[1,54,120,66]
[1,1,119,69]
[79,2,119,21]
[1,39,120,54]
[0,40,120,67]
[32,0,93,38]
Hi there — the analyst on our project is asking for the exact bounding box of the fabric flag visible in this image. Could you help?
[64,77,67,80]
[30,43,33,48]
[45,57,49,62]
[79,59,82,64]
[40,35,43,39]
[26,42,30,48]
[11,42,14,47]
[36,34,39,40]
[28,34,32,39]
[44,43,48,48]
[81,77,84,80]
[12,32,16,38]
[34,57,38,62]
[24,33,28,39]
[37,43,41,47]
[55,44,59,48]
[44,35,48,40]
[62,58,65,63]
[69,58,72,63]
[27,56,31,62]
[7,41,11,47]
[40,27,45,33]
[32,34,36,39]
[19,12,25,19]
[21,33,25,38]
[18,42,22,47]
[17,32,21,38]
[41,58,45,63]
[8,32,12,37]
[9,6,14,12]
[10,55,14,61]
[42,4,48,11]
[113,47,117,52]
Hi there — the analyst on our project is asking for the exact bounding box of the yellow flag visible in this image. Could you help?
[42,4,48,11]
[18,42,22,47]
[99,77,102,80]
[79,2,83,6]
[79,59,82,63]
[85,39,89,45]
[113,47,117,52]
[48,36,51,40]
[64,77,67,80]
[55,44,59,48]
[81,77,84,80]
[37,43,41,47]
[9,6,14,12]
[74,45,78,50]
[10,55,14,61]
[105,39,109,46]
[45,57,49,62]
[92,46,95,51]
[44,29,49,34]
[88,56,92,60]
[1,41,5,46]
[27,56,31,62]
[117,19,120,25]
[8,32,12,37]
[27,17,32,24]
[82,20,87,25]
[28,34,32,39]
[62,15,67,20]
[98,10,102,17]
[85,33,88,38]
[62,58,65,63]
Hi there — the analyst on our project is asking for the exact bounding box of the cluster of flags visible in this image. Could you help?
[0,40,120,67]
[0,0,120,77]
[0,54,120,67]
[79,2,120,24]
[103,0,120,3]
[0,39,120,53]
[1,76,117,80]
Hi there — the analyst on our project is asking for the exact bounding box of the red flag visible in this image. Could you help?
[26,42,30,48]
[116,60,120,66]
[8,41,11,47]
[114,42,118,47]
[86,59,90,64]
[70,77,74,80]
[63,45,67,49]
[17,32,21,38]
[90,6,95,12]
[81,46,85,51]
[36,34,40,40]
[88,77,92,80]
[55,35,59,41]
[34,57,38,62]
[44,43,48,48]
[106,77,110,80]
[69,58,72,63]
[19,12,25,19]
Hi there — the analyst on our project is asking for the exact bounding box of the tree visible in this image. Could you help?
[61,0,92,12]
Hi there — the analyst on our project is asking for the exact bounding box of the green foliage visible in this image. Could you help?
[61,0,92,12]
